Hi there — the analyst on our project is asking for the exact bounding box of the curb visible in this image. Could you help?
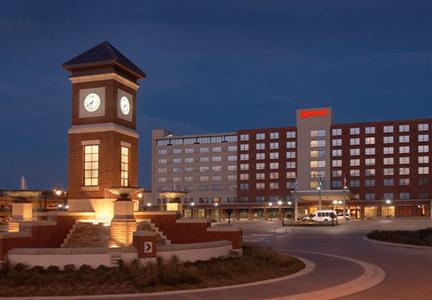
[269,250,386,300]
[363,236,432,250]
[0,256,315,300]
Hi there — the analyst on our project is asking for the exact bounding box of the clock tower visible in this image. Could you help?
[63,41,146,220]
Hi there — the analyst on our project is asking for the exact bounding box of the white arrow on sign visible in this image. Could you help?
[144,241,153,253]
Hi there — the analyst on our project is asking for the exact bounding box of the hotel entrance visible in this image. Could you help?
[381,205,395,218]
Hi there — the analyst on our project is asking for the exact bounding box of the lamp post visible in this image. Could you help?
[385,199,392,219]
[226,208,233,224]
[268,202,273,221]
[317,185,322,211]
[277,200,283,226]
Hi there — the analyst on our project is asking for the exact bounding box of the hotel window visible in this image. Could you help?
[228,165,237,171]
[365,137,375,145]
[286,151,296,159]
[256,173,265,180]
[383,136,394,144]
[350,148,360,156]
[270,132,279,139]
[419,178,430,185]
[418,123,429,131]
[270,152,279,159]
[286,141,296,148]
[158,158,167,164]
[399,124,410,132]
[257,143,265,150]
[287,131,296,138]
[269,182,279,189]
[212,156,222,162]
[384,147,394,154]
[399,136,409,143]
[158,177,167,183]
[365,127,375,134]
[256,196,265,202]
[311,160,326,168]
[228,146,237,152]
[240,134,249,141]
[399,157,409,164]
[212,146,222,152]
[419,156,429,164]
[399,178,410,186]
[332,170,342,177]
[365,193,375,201]
[158,168,167,173]
[240,163,249,170]
[173,167,182,173]
[384,157,394,165]
[384,168,394,176]
[212,175,222,181]
[310,129,326,137]
[286,162,296,168]
[287,181,296,189]
[350,180,360,187]
[419,192,430,199]
[228,155,237,161]
[350,128,360,135]
[270,142,279,149]
[418,134,429,142]
[240,154,249,161]
[184,157,193,163]
[256,163,265,170]
[185,148,193,154]
[399,168,410,175]
[365,158,376,165]
[240,173,249,180]
[199,147,209,153]
[200,157,209,162]
[383,125,394,133]
[311,140,326,147]
[270,162,279,169]
[419,167,429,175]
[256,183,265,190]
[365,148,375,155]
[158,149,167,155]
[311,171,325,178]
[350,169,360,176]
[240,183,249,190]
[256,133,265,140]
[399,146,410,154]
[332,149,342,157]
[286,172,296,179]
[200,176,209,181]
[365,169,375,176]
[365,179,375,187]
[184,176,193,182]
[83,145,99,186]
[384,193,394,200]
[212,165,222,172]
[173,177,181,183]
[384,178,394,186]
[350,138,360,145]
[311,150,325,158]
[185,167,193,172]
[199,185,208,191]
[256,153,265,160]
[269,172,279,179]
[332,139,342,146]
[173,148,182,154]
[332,180,342,188]
[332,160,342,167]
[240,144,249,151]
[418,145,429,153]
[228,175,236,181]
[173,158,182,164]
[332,128,342,136]
[400,193,410,200]
[350,159,360,166]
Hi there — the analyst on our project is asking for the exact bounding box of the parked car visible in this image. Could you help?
[337,212,351,221]
[311,210,337,223]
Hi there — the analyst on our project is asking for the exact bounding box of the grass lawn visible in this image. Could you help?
[0,245,305,296]
[367,228,432,247]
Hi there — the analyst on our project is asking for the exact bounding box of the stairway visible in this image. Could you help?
[62,222,110,248]
[111,253,122,267]
[137,220,171,245]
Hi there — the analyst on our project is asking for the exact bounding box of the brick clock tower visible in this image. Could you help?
[63,41,146,220]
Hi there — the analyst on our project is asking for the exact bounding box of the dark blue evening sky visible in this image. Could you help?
[0,0,431,190]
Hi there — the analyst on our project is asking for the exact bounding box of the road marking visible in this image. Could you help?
[268,250,386,300]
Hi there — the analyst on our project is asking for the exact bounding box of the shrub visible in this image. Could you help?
[78,264,93,272]
[13,263,29,272]
[46,266,60,273]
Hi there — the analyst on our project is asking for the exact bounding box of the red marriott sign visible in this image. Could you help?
[299,108,329,119]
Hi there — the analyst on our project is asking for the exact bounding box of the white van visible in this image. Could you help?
[311,210,337,223]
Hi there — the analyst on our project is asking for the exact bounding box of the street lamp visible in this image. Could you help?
[385,199,392,219]
[317,184,322,211]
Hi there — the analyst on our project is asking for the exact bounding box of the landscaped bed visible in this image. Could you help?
[0,245,305,297]
[367,228,432,247]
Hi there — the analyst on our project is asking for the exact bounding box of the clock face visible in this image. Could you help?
[120,96,131,115]
[83,93,101,112]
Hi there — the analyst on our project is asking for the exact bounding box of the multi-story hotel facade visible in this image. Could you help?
[151,107,432,220]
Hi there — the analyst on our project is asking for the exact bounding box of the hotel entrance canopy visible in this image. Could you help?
[292,189,351,202]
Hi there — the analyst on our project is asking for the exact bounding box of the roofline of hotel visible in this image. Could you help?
[154,131,237,140]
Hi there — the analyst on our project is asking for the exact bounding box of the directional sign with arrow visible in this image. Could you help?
[144,241,153,253]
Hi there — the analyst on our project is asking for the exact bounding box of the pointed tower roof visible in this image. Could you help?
[63,41,146,79]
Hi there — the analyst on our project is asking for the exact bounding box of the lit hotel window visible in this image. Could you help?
[350,148,360,156]
[350,169,360,176]
[349,138,360,145]
[384,157,394,165]
[270,132,279,139]
[286,141,296,148]
[399,168,410,175]
[256,153,265,160]
[332,139,342,146]
[365,127,375,134]
[383,136,394,144]
[350,128,360,135]
[332,149,342,157]
[365,148,375,155]
[418,156,429,164]
[419,167,429,175]
[365,137,375,145]
[311,140,325,147]
[270,142,279,149]
[384,147,394,154]
[311,150,325,158]
[84,145,99,186]
[418,145,429,153]
[399,157,410,164]
[311,160,326,168]
[399,146,410,154]
[399,124,410,132]
[286,162,296,169]
[332,170,342,177]
[383,125,394,133]
[418,123,429,131]
[332,160,342,167]
[418,134,429,142]
[256,173,265,180]
[120,146,129,187]
[310,129,326,137]
[332,128,342,136]
[257,143,265,150]
[256,183,265,190]
[384,168,394,176]
[240,144,249,151]
[240,134,249,141]
[350,159,360,166]
[256,133,265,140]
[287,131,296,138]
[399,136,409,143]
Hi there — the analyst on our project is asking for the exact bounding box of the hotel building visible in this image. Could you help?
[151,107,432,219]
